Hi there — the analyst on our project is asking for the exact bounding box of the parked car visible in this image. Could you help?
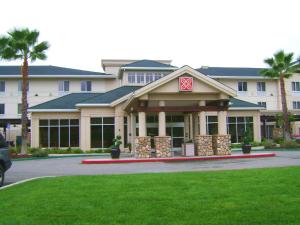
[0,134,12,187]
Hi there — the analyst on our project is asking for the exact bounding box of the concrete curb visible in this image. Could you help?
[0,176,56,191]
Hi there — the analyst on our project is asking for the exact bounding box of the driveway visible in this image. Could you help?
[4,151,300,186]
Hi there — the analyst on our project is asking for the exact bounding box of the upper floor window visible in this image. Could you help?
[0,104,4,114]
[258,102,267,108]
[292,82,300,92]
[0,81,5,92]
[18,103,22,114]
[58,80,70,92]
[293,101,300,109]
[238,81,247,92]
[18,80,29,92]
[127,72,166,84]
[81,81,92,92]
[257,82,266,92]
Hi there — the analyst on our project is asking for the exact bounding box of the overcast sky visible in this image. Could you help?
[0,0,299,72]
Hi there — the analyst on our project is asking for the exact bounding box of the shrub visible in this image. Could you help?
[280,140,300,149]
[251,141,263,147]
[274,137,284,144]
[71,149,83,154]
[231,143,242,148]
[263,140,276,149]
[31,149,48,157]
[9,147,20,154]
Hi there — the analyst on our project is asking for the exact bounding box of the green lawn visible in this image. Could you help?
[1,167,300,225]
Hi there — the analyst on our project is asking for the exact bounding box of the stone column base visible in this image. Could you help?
[195,135,213,156]
[154,136,171,158]
[135,136,151,158]
[212,135,231,155]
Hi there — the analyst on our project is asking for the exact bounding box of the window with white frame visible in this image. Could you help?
[81,80,92,92]
[127,72,166,84]
[0,81,5,93]
[58,80,70,92]
[257,82,266,92]
[238,81,247,92]
[292,82,300,92]
[293,101,300,109]
[0,104,5,114]
[18,80,29,92]
[18,103,22,114]
[258,102,267,108]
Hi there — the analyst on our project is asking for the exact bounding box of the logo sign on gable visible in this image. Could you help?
[179,77,193,91]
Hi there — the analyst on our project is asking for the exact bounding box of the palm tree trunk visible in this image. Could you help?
[279,75,291,141]
[20,58,29,154]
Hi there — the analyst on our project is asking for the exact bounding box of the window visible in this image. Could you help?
[293,101,300,109]
[0,81,5,92]
[58,80,69,92]
[258,102,267,108]
[238,81,247,92]
[39,119,79,148]
[18,80,29,92]
[136,72,144,84]
[257,82,266,92]
[0,104,4,114]
[91,117,115,148]
[81,81,92,91]
[18,103,22,114]
[206,116,218,135]
[128,72,136,84]
[292,82,300,92]
[227,117,253,143]
[146,73,154,83]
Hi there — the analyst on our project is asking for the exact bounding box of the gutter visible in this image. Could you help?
[0,75,116,78]
[29,109,79,112]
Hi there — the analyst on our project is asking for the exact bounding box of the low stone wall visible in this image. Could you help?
[135,136,151,158]
[195,135,213,156]
[154,136,172,158]
[212,135,231,155]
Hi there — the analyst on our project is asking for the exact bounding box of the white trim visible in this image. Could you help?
[75,103,110,107]
[29,109,79,112]
[0,75,116,78]
[0,176,56,190]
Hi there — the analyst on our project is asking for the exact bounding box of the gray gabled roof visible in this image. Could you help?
[30,93,101,110]
[29,86,141,110]
[229,98,262,108]
[79,86,141,104]
[122,60,177,69]
[197,67,265,77]
[0,65,111,76]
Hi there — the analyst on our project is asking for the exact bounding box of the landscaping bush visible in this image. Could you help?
[31,149,48,157]
[71,149,83,154]
[263,140,276,149]
[231,143,242,148]
[280,140,300,148]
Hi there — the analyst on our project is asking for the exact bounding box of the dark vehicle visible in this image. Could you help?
[0,134,12,187]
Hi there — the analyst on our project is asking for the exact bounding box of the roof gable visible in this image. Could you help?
[197,67,265,77]
[122,60,176,69]
[0,65,110,76]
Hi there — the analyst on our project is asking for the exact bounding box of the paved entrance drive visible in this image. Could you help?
[4,151,300,186]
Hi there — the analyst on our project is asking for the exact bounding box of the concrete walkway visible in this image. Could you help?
[4,151,300,186]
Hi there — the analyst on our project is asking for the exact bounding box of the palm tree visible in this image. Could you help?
[0,28,49,154]
[260,50,300,140]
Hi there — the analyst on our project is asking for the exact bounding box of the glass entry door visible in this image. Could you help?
[167,126,184,150]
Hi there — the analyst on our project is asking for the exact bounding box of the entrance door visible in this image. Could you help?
[167,126,184,150]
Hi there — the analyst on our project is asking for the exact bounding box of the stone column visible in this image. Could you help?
[135,136,151,158]
[199,111,206,135]
[218,111,227,135]
[30,115,39,148]
[138,111,146,137]
[158,100,166,136]
[189,114,193,140]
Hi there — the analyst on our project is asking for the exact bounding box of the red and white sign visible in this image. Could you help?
[179,77,193,91]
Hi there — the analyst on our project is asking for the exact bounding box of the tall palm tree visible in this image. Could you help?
[260,50,300,140]
[0,28,49,154]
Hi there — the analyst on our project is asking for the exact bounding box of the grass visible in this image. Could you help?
[1,167,300,225]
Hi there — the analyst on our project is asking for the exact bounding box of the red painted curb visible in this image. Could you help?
[82,153,276,164]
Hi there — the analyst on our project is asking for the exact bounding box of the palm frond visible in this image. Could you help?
[274,50,285,63]
[26,30,39,46]
[264,58,274,66]
[33,41,49,53]
[284,52,294,66]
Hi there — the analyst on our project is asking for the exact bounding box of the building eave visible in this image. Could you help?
[229,107,264,110]
[75,103,111,107]
[29,109,79,112]
[0,75,116,78]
